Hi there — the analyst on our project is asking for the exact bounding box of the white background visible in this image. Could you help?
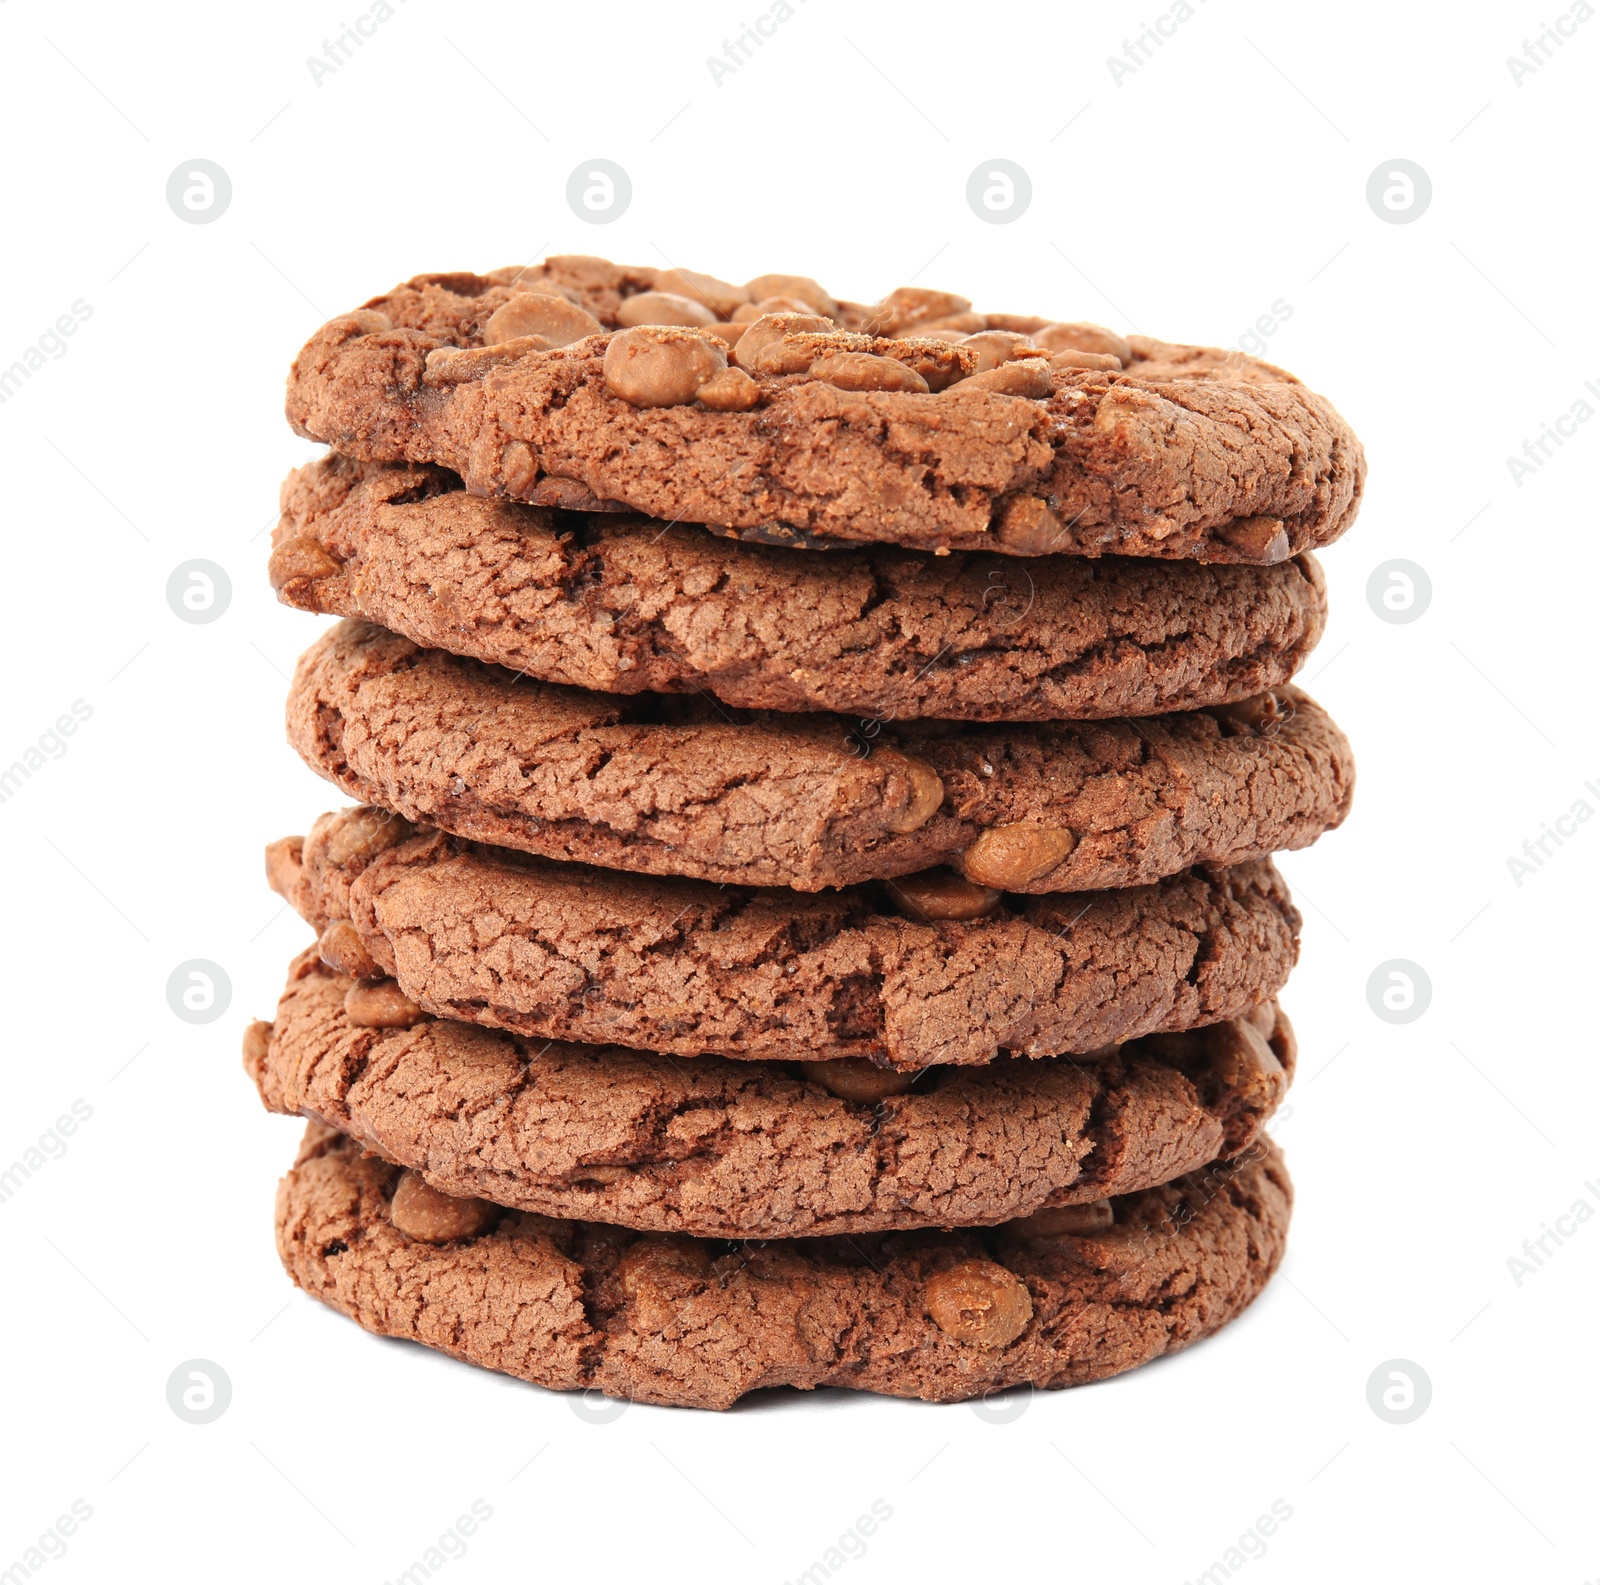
[2,0,1596,1580]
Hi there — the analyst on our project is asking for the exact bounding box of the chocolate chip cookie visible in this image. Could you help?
[247,948,1294,1238]
[270,455,1330,722]
[275,1120,1292,1408]
[284,258,1364,561]
[267,810,1301,1069]
[288,619,1354,893]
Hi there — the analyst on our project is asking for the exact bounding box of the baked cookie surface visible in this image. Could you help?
[247,949,1295,1238]
[275,1120,1292,1409]
[288,619,1354,892]
[284,259,1364,561]
[268,810,1302,1069]
[271,455,1330,722]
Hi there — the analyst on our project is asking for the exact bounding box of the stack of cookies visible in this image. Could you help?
[243,256,1361,1410]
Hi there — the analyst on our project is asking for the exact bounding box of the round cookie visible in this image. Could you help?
[270,454,1330,723]
[284,260,1364,562]
[246,949,1295,1238]
[287,620,1353,894]
[275,1120,1292,1409]
[267,811,1302,1070]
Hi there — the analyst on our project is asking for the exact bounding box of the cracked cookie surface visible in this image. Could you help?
[270,813,1302,1069]
[287,618,1354,892]
[271,455,1330,722]
[248,949,1295,1238]
[274,1120,1292,1409]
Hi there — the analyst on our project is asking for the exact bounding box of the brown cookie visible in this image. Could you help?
[270,455,1329,723]
[283,261,1364,561]
[246,948,1295,1238]
[267,812,1301,1069]
[275,1120,1292,1409]
[288,619,1354,893]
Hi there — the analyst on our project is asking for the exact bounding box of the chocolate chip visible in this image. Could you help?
[318,920,379,982]
[960,330,1042,371]
[615,291,718,329]
[731,312,835,370]
[344,979,426,1029]
[484,293,602,347]
[1036,321,1131,364]
[809,352,929,393]
[960,824,1077,889]
[322,805,414,867]
[924,1259,1033,1349]
[958,359,1053,398]
[1049,349,1123,372]
[602,325,727,407]
[743,273,836,317]
[423,339,549,385]
[389,1171,500,1243]
[652,267,750,320]
[885,870,1003,922]
[1216,516,1292,563]
[268,536,342,594]
[695,365,761,411]
[872,750,945,833]
[992,495,1065,554]
[865,287,973,336]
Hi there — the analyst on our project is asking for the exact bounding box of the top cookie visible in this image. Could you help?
[285,256,1365,562]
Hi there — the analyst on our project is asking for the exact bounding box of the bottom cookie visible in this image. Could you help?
[275,1122,1291,1410]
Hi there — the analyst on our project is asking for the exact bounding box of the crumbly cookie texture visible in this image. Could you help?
[267,812,1301,1069]
[283,259,1364,561]
[246,949,1295,1238]
[271,456,1330,723]
[287,618,1355,893]
[275,1120,1292,1409]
